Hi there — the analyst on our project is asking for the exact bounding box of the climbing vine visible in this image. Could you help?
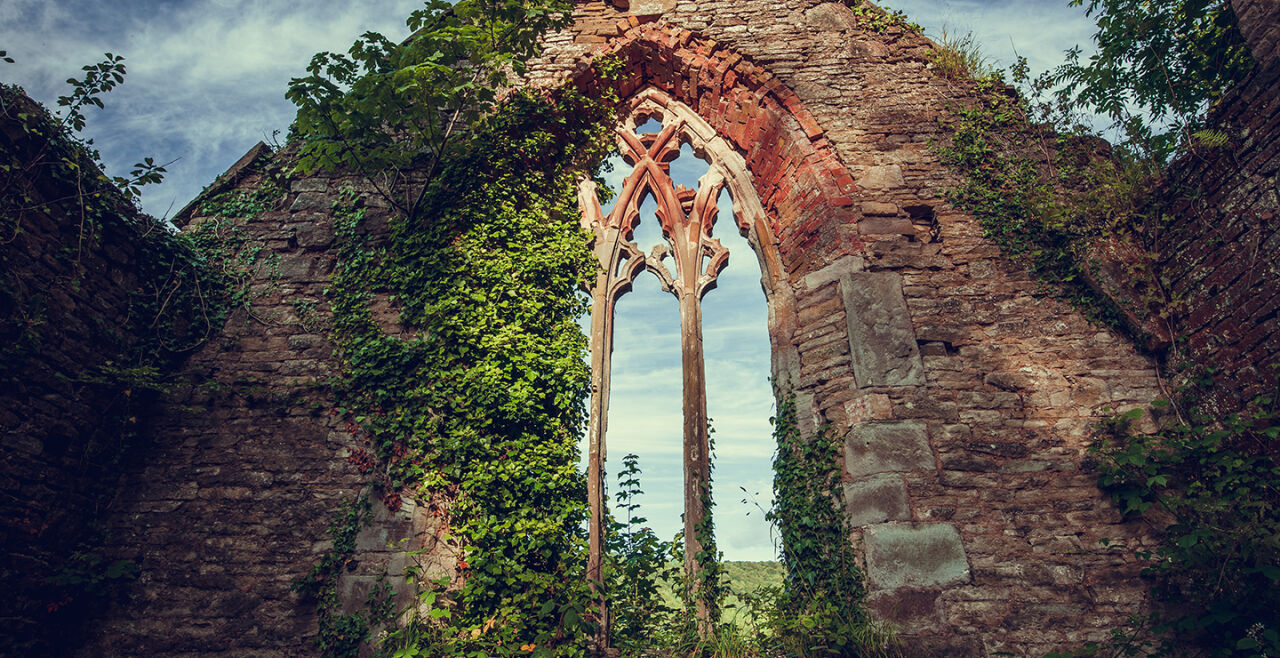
[932,70,1152,337]
[846,1,922,34]
[0,62,245,646]
[759,391,895,657]
[291,496,384,657]
[1062,381,1280,657]
[304,71,617,655]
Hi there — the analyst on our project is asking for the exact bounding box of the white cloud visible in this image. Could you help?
[1,0,420,218]
[890,0,1097,77]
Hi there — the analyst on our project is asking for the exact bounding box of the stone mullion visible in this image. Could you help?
[582,108,733,641]
[582,178,646,645]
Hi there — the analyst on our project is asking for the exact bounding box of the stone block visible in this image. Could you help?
[857,164,906,189]
[858,217,915,235]
[628,0,676,15]
[843,392,893,424]
[844,473,910,526]
[865,523,970,590]
[861,201,899,216]
[801,254,865,290]
[866,588,947,634]
[289,192,332,212]
[804,2,858,32]
[840,272,925,387]
[844,420,933,477]
[290,178,328,193]
[278,253,316,279]
[295,223,334,250]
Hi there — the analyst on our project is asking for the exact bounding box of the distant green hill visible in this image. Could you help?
[655,561,785,625]
[722,561,785,596]
[721,561,784,624]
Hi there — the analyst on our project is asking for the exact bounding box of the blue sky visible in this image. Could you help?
[1,0,1099,560]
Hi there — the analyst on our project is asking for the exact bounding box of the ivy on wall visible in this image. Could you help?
[759,391,894,657]
[307,77,616,656]
[0,69,249,648]
[1075,384,1280,656]
[932,72,1147,338]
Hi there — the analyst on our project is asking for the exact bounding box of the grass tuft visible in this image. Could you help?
[930,28,994,81]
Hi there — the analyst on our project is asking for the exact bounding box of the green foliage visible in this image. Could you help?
[720,561,785,596]
[2,53,168,201]
[0,60,227,369]
[293,496,379,658]
[1051,0,1253,162]
[55,53,126,133]
[41,524,142,626]
[1084,384,1280,656]
[198,177,285,219]
[0,64,250,638]
[692,421,726,628]
[0,69,236,434]
[608,453,679,650]
[287,5,620,653]
[929,29,994,81]
[933,69,1152,335]
[313,69,615,655]
[286,0,573,219]
[184,177,288,326]
[758,392,895,657]
[849,1,922,34]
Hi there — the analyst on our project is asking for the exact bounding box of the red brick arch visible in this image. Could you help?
[567,19,864,278]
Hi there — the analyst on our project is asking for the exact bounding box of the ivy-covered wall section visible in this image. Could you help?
[74,71,616,654]
[10,0,1276,656]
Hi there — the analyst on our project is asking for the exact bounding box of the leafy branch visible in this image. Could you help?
[285,0,573,221]
[1049,0,1253,162]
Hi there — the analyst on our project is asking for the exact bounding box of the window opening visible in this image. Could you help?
[581,89,774,639]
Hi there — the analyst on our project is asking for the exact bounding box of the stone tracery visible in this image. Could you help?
[579,88,765,633]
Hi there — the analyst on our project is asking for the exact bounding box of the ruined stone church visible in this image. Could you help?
[2,0,1277,655]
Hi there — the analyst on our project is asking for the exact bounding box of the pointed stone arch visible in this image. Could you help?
[560,18,872,387]
[565,22,874,640]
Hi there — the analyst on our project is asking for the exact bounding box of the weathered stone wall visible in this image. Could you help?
[76,151,451,656]
[44,0,1277,655]
[1232,0,1280,67]
[0,89,169,655]
[1152,3,1280,407]
[532,4,1164,654]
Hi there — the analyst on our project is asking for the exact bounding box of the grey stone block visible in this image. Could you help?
[289,192,332,212]
[801,254,865,291]
[291,178,328,193]
[844,473,910,526]
[857,164,906,189]
[844,421,933,477]
[865,523,970,590]
[804,2,858,31]
[840,272,924,387]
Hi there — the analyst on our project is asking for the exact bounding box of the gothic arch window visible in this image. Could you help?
[579,88,778,630]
